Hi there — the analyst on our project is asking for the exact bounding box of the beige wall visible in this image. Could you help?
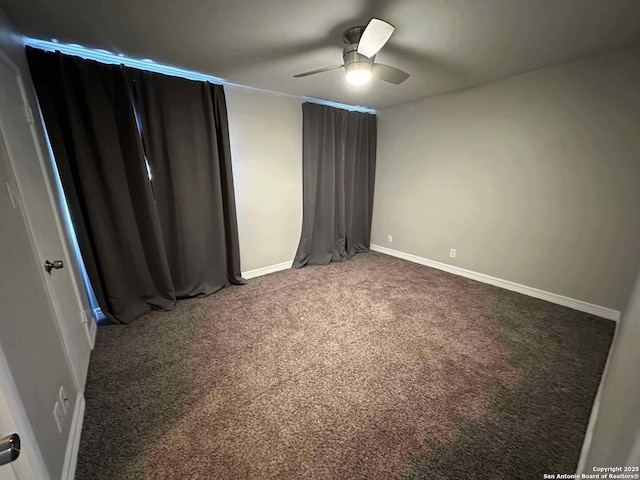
[580,269,640,470]
[371,48,640,311]
[226,85,303,272]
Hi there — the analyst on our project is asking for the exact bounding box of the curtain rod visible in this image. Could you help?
[24,38,376,114]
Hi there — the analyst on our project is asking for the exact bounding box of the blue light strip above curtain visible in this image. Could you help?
[23,37,377,114]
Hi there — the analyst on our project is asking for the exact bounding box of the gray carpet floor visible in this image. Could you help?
[75,252,614,479]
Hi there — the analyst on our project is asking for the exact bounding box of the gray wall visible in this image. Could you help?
[371,47,640,311]
[0,7,77,478]
[226,86,303,272]
[580,270,640,470]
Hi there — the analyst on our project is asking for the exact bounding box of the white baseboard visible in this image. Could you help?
[62,393,85,480]
[370,244,620,321]
[242,261,293,280]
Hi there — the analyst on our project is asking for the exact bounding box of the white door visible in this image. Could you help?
[0,49,94,390]
[0,113,70,478]
[0,352,49,480]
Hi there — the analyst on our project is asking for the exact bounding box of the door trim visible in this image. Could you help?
[60,394,84,480]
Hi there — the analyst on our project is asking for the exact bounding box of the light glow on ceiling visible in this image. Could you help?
[23,38,376,114]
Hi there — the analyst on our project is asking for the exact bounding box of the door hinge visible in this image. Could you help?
[24,105,35,124]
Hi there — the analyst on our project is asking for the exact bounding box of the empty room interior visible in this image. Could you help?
[0,1,639,479]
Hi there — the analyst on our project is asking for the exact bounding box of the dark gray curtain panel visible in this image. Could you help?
[130,70,245,297]
[26,47,175,324]
[27,48,245,324]
[293,103,377,268]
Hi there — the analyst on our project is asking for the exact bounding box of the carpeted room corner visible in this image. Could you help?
[77,253,614,479]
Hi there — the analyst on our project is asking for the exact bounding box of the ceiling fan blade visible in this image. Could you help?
[373,63,410,84]
[357,18,395,58]
[293,65,343,78]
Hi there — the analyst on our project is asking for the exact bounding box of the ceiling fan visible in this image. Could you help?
[293,18,410,86]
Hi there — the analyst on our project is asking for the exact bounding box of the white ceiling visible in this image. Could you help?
[3,0,640,109]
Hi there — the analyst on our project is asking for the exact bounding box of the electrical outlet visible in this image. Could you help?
[58,386,69,414]
[53,401,64,433]
[387,235,393,243]
[449,248,456,258]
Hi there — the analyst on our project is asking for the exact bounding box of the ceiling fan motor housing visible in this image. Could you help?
[343,43,374,76]
[343,25,366,45]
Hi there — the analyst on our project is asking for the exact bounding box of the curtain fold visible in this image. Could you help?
[27,48,244,324]
[130,70,245,297]
[293,103,377,268]
[26,47,175,324]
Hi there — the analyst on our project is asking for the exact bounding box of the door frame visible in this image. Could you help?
[0,46,96,390]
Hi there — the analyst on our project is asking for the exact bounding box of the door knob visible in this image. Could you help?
[44,259,64,274]
[0,433,20,466]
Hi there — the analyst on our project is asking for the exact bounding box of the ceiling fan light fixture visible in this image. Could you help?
[293,18,409,86]
[345,62,372,85]
[346,68,372,85]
